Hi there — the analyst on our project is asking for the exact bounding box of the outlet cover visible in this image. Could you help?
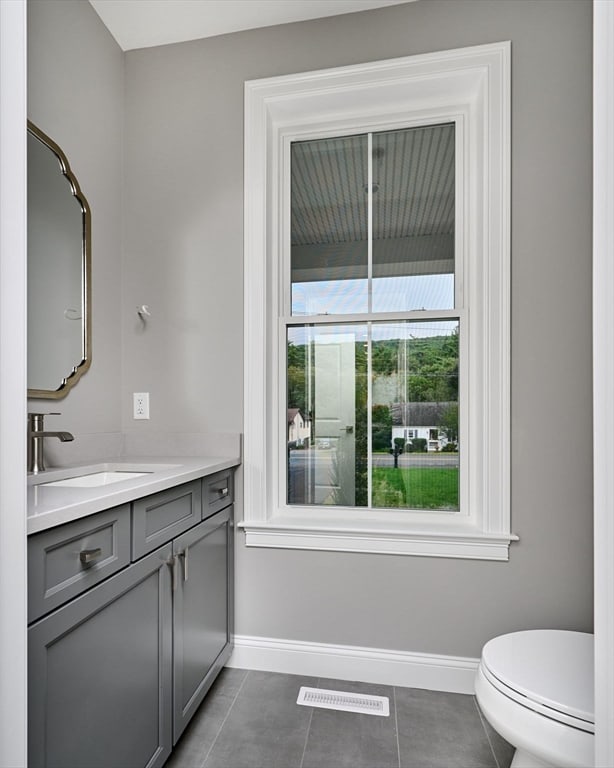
[133,392,150,419]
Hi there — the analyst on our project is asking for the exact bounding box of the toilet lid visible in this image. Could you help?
[481,630,594,725]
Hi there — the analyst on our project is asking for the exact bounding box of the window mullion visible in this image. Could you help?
[367,322,373,508]
[367,133,373,508]
[367,132,373,315]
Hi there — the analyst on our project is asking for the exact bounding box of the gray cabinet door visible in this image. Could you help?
[28,544,173,768]
[172,506,234,742]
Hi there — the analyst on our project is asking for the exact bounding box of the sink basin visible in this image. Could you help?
[42,471,151,488]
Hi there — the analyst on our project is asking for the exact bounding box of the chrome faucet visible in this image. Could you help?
[28,412,74,474]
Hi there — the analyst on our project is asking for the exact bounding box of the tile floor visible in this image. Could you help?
[165,668,515,768]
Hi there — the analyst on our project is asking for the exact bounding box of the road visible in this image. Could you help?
[288,449,458,469]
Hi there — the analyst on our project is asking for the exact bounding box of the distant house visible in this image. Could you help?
[287,408,311,446]
[391,402,455,452]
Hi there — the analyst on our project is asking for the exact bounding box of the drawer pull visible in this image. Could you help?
[79,548,102,565]
[212,485,228,497]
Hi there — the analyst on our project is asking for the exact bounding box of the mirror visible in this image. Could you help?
[27,121,91,398]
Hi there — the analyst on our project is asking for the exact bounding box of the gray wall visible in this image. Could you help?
[124,0,593,658]
[30,0,593,660]
[27,0,124,443]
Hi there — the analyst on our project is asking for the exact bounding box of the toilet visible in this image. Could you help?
[475,630,594,768]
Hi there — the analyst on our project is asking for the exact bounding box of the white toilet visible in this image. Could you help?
[475,630,594,768]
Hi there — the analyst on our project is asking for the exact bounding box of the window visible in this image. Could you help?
[287,125,459,512]
[243,43,515,559]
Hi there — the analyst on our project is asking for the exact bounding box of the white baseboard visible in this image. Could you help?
[227,635,479,695]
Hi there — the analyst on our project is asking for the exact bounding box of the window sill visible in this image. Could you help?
[238,514,518,561]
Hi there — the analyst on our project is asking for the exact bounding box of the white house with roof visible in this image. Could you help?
[391,402,456,452]
[287,408,311,446]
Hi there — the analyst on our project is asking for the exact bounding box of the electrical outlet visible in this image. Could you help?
[133,392,150,419]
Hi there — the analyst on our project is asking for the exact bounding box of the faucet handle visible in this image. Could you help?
[27,412,61,431]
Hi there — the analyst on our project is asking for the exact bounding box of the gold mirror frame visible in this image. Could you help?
[27,120,91,399]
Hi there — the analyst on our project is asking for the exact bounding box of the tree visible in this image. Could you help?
[371,341,398,376]
[371,404,392,451]
[439,402,459,446]
[406,331,459,402]
[354,340,368,505]
[287,341,307,414]
[371,330,459,403]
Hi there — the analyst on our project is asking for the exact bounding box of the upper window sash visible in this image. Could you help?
[281,117,465,319]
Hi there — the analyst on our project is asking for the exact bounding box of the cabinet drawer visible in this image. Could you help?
[132,480,202,560]
[203,470,234,517]
[28,505,131,623]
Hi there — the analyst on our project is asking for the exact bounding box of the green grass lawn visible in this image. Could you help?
[372,467,459,510]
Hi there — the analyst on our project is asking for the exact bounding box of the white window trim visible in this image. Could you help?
[242,42,515,560]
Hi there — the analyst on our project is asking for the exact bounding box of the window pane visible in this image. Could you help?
[291,135,368,315]
[371,320,459,510]
[288,320,459,511]
[287,324,368,506]
[372,124,455,312]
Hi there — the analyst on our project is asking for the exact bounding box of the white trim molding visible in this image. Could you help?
[242,519,515,560]
[593,1,614,764]
[227,635,479,695]
[0,0,28,764]
[243,42,513,560]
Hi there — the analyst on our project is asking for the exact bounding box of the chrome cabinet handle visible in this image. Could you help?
[166,555,177,591]
[79,548,102,565]
[211,484,228,497]
[178,547,189,582]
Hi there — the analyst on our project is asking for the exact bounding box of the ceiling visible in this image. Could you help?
[88,0,413,51]
[290,124,456,285]
[291,125,455,247]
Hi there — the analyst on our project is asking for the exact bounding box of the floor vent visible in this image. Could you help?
[296,686,390,716]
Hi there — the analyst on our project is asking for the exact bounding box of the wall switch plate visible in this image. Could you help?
[133,392,150,419]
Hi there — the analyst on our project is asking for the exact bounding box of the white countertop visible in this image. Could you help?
[27,455,240,535]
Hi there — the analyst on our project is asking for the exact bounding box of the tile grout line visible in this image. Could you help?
[298,701,315,768]
[473,695,501,768]
[200,669,251,768]
[393,687,401,768]
[298,676,322,768]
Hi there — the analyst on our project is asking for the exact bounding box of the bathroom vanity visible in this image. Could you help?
[26,457,238,768]
[25,120,240,766]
